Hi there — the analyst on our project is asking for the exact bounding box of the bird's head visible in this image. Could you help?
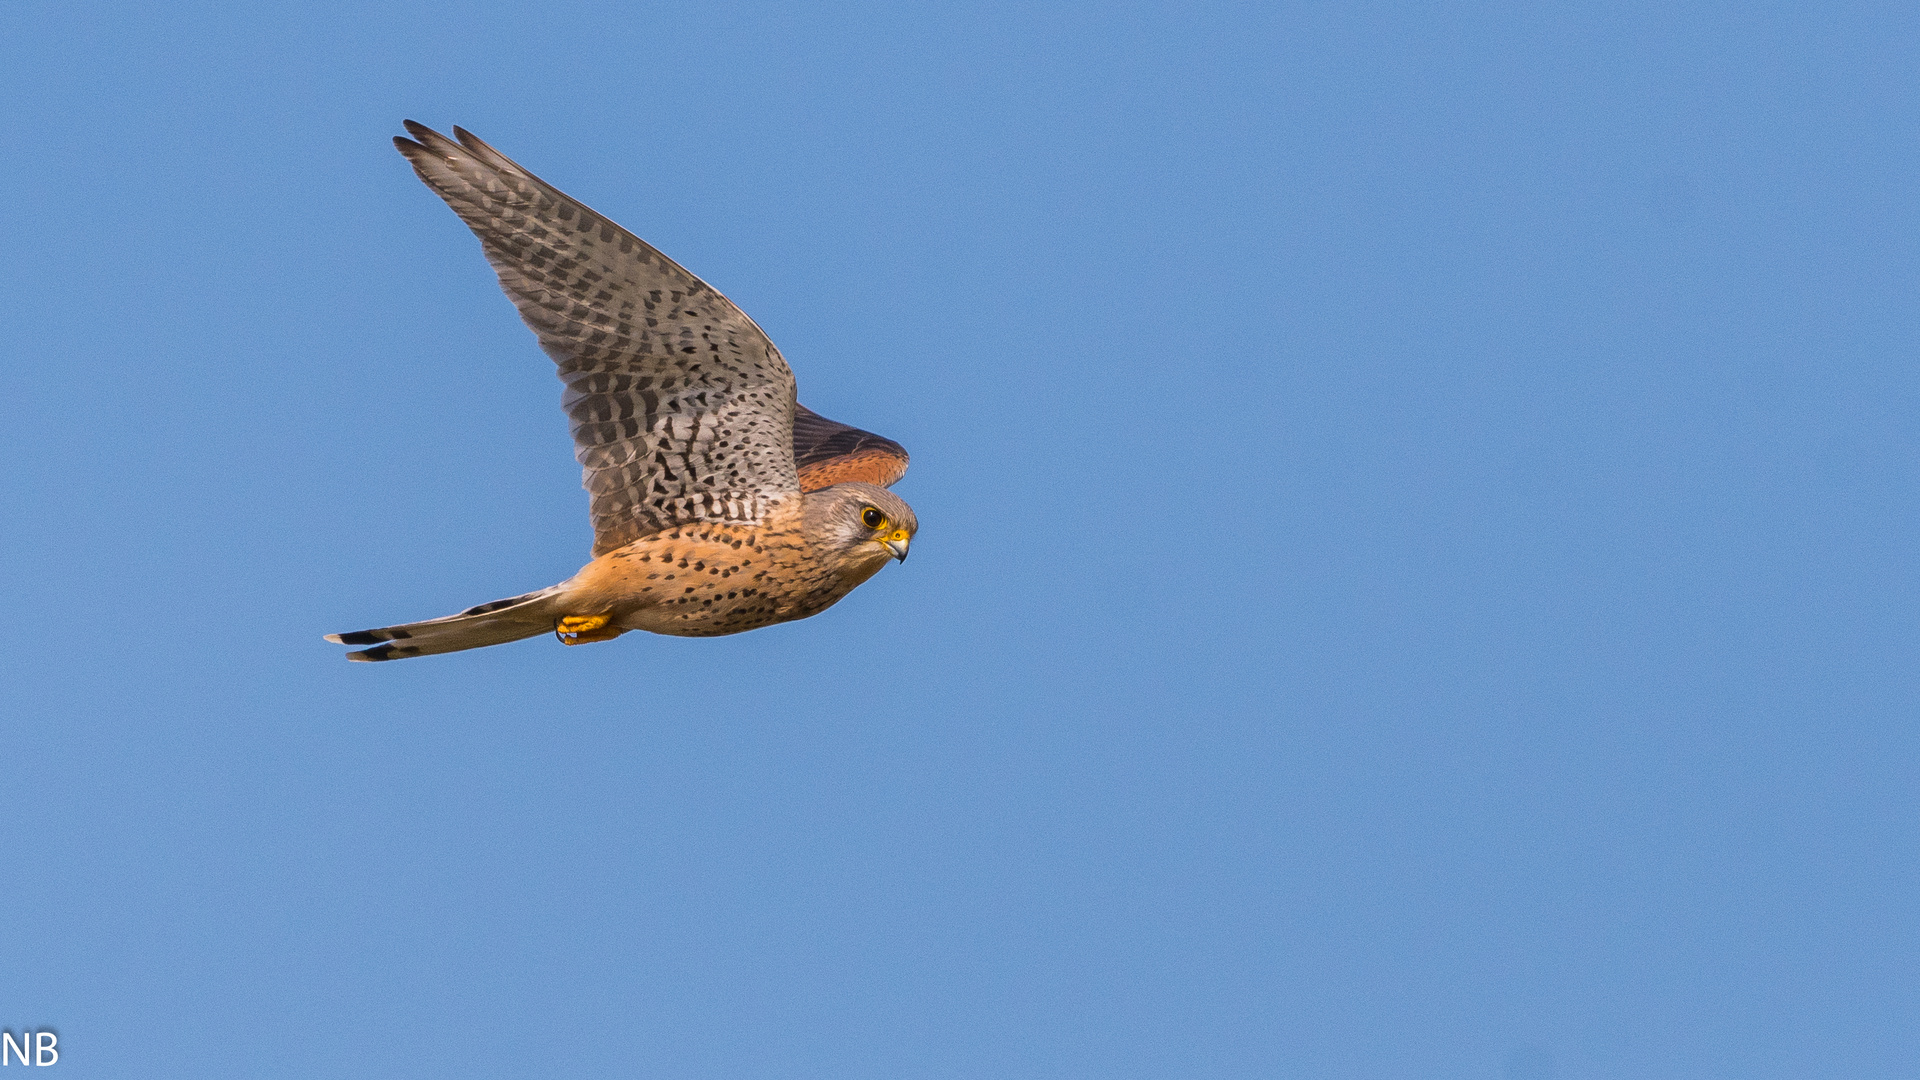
[805,482,918,572]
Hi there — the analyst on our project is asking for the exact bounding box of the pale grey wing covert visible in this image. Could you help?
[393,121,800,557]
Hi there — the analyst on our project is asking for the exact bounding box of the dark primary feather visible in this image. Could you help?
[792,404,910,490]
[393,121,800,556]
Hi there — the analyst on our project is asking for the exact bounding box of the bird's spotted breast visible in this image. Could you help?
[559,503,860,637]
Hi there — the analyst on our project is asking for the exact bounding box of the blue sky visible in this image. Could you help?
[3,1,1917,1077]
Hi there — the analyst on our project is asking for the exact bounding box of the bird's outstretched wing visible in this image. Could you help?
[792,404,910,491]
[394,122,799,556]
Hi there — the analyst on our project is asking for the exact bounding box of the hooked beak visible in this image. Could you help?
[882,529,910,562]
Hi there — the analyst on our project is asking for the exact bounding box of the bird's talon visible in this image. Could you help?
[556,613,620,645]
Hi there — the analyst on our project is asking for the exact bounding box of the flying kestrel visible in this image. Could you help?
[326,122,917,661]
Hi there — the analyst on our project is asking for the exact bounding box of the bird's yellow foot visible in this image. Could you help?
[556,613,621,645]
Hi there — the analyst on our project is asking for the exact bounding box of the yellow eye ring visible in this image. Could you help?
[862,507,886,529]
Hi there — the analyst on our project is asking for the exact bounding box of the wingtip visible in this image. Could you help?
[345,651,377,662]
[396,120,461,160]
[323,633,346,644]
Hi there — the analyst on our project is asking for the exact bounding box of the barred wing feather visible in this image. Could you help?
[393,121,800,556]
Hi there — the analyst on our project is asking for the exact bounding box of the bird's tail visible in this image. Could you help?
[325,586,566,661]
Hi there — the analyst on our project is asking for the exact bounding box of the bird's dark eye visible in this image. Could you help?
[862,507,886,529]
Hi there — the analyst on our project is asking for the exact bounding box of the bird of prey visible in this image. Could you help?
[327,122,916,661]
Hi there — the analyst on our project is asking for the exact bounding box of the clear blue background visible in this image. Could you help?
[2,1,1915,1077]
